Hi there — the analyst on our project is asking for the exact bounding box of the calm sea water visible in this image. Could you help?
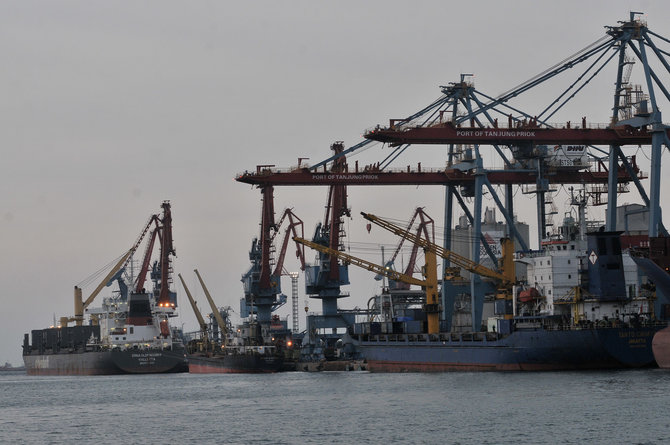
[1,369,669,444]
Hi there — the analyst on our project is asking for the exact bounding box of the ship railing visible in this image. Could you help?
[363,330,504,344]
[523,318,667,331]
[236,165,457,178]
[365,120,614,133]
[359,317,669,345]
[515,249,560,259]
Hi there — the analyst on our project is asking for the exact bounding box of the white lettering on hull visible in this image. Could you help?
[455,130,536,137]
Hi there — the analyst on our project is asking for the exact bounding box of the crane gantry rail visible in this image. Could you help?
[364,121,668,146]
[236,164,639,186]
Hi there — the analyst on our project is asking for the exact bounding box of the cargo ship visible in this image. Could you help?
[298,206,669,372]
[354,319,662,372]
[179,271,287,373]
[187,317,287,373]
[355,212,667,371]
[22,202,187,375]
[0,362,25,372]
[188,346,284,374]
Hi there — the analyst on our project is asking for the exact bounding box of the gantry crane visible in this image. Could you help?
[241,200,306,324]
[238,14,670,334]
[304,142,352,320]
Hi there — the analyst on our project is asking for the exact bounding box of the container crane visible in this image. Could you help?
[364,119,667,146]
[241,188,306,324]
[305,142,351,305]
[300,142,356,358]
[294,236,441,334]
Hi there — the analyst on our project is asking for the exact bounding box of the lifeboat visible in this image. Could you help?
[519,287,541,303]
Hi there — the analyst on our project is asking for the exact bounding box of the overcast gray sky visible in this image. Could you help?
[3,1,670,365]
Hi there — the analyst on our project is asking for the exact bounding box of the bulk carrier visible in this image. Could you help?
[296,206,668,372]
[22,202,187,375]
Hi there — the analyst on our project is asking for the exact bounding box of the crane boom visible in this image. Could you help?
[272,209,306,276]
[134,226,159,293]
[364,121,664,146]
[65,202,178,327]
[71,248,135,326]
[361,212,514,284]
[294,237,425,287]
[295,236,441,333]
[385,209,421,268]
[194,269,228,337]
[178,273,208,333]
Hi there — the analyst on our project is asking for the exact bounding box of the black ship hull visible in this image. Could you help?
[23,326,188,375]
[110,346,188,374]
[23,348,188,375]
[188,353,283,373]
[23,350,121,376]
[355,323,665,372]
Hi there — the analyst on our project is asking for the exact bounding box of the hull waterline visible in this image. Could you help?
[357,325,663,372]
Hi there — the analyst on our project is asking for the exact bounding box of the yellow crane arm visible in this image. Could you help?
[293,237,425,287]
[361,212,513,284]
[295,236,441,334]
[83,248,135,310]
[178,273,208,333]
[194,269,228,336]
[71,248,135,326]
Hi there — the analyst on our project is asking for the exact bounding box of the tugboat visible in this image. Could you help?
[23,202,187,375]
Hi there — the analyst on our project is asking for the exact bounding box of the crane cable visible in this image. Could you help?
[76,251,129,289]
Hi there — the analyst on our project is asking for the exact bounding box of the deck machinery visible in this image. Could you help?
[236,13,670,346]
